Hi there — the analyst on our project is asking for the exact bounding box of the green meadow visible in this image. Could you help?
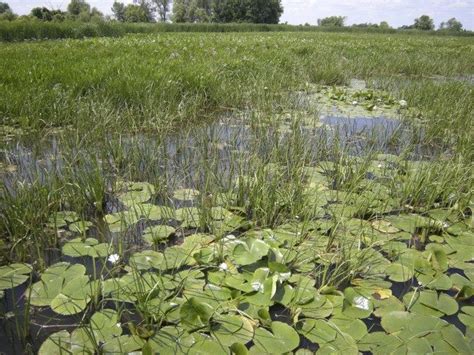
[0,31,473,353]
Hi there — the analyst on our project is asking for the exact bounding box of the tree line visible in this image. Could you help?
[111,0,283,24]
[316,15,464,32]
[0,1,467,32]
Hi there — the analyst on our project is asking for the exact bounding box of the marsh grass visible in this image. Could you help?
[0,31,473,352]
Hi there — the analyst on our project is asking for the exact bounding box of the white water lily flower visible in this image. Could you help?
[352,101,358,106]
[116,323,121,328]
[251,281,264,292]
[399,99,408,107]
[353,296,370,310]
[219,262,228,271]
[108,254,120,264]
[223,234,236,243]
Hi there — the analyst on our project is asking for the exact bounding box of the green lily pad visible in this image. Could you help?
[342,287,373,318]
[29,262,86,307]
[180,297,214,330]
[385,263,414,283]
[142,225,176,244]
[403,290,458,317]
[173,188,200,201]
[253,321,300,354]
[102,335,145,353]
[89,309,122,343]
[48,211,80,228]
[211,315,254,346]
[458,306,474,329]
[62,238,110,258]
[297,319,337,344]
[129,250,164,270]
[69,220,93,234]
[38,331,74,355]
[329,315,367,340]
[148,326,195,354]
[0,263,32,291]
[232,239,269,266]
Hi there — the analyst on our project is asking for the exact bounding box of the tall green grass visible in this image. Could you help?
[0,20,472,42]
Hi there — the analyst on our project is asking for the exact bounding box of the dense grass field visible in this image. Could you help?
[0,31,473,353]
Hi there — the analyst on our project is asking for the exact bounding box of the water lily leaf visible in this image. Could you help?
[381,311,448,336]
[62,238,110,258]
[230,342,248,355]
[417,272,452,290]
[297,319,337,344]
[358,332,402,353]
[161,246,195,270]
[118,188,152,206]
[458,306,474,329]
[134,204,175,221]
[50,292,88,316]
[48,211,80,228]
[315,332,358,355]
[38,331,75,355]
[69,220,93,234]
[385,263,414,283]
[143,225,176,244]
[176,207,202,228]
[439,324,472,353]
[232,239,269,266]
[342,287,373,319]
[211,315,254,346]
[173,188,200,201]
[371,220,400,234]
[329,315,367,340]
[373,295,405,318]
[129,250,164,270]
[253,321,299,354]
[102,335,145,354]
[180,297,214,330]
[189,335,228,354]
[29,263,86,307]
[89,309,122,343]
[300,294,334,319]
[403,290,458,317]
[0,263,32,291]
[386,214,432,234]
[273,284,295,306]
[147,326,195,354]
[105,210,139,233]
[429,247,448,272]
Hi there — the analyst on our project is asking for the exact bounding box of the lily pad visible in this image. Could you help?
[211,315,254,346]
[142,225,176,244]
[173,188,200,201]
[403,290,458,317]
[0,263,32,291]
[253,321,300,354]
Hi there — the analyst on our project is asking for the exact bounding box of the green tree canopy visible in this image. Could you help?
[124,4,149,22]
[440,18,463,32]
[0,2,11,14]
[173,0,283,24]
[67,0,90,16]
[31,7,53,21]
[111,1,126,21]
[413,15,434,30]
[318,16,346,27]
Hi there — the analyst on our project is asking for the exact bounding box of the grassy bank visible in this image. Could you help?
[0,19,473,42]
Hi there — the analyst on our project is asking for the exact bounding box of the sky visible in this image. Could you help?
[7,0,474,30]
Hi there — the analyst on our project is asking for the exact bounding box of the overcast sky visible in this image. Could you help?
[7,0,474,30]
